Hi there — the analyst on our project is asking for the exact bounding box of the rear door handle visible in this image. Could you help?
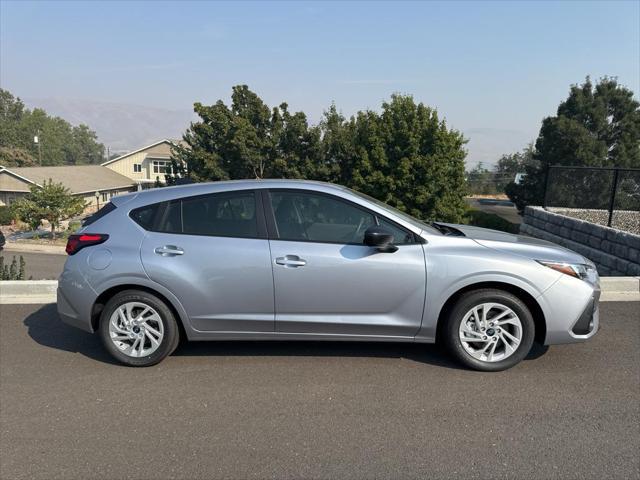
[154,245,184,256]
[275,255,306,268]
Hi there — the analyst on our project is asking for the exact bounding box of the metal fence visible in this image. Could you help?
[542,166,640,228]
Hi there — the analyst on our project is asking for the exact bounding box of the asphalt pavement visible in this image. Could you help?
[1,302,639,480]
[0,251,66,280]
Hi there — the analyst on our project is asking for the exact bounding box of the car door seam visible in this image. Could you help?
[266,238,278,329]
[416,242,429,340]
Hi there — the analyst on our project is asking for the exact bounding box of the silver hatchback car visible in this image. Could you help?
[58,180,600,371]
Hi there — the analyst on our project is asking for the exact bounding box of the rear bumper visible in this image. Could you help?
[57,259,98,334]
[57,287,95,333]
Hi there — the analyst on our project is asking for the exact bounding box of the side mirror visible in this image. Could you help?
[364,226,398,253]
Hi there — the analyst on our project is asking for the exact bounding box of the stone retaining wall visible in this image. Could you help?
[520,206,640,276]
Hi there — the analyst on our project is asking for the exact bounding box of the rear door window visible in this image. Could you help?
[182,192,258,238]
[130,191,259,239]
[156,201,182,233]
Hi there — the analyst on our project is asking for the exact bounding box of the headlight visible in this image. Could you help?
[537,260,599,285]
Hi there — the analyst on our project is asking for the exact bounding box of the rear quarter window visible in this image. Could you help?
[130,204,159,230]
[130,201,182,233]
[82,202,116,227]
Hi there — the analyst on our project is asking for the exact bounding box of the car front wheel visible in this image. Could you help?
[99,290,179,367]
[443,289,535,371]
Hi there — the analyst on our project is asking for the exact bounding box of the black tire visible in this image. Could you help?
[99,290,180,367]
[443,289,535,372]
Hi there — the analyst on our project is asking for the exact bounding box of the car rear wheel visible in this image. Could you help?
[443,289,535,372]
[99,290,179,367]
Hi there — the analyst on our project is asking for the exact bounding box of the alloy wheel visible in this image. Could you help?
[458,302,523,363]
[108,301,165,357]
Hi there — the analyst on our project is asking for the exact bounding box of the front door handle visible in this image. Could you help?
[154,245,184,256]
[275,255,306,268]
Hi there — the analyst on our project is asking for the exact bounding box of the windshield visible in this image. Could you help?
[346,188,442,235]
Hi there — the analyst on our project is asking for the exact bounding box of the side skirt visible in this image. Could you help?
[184,331,435,343]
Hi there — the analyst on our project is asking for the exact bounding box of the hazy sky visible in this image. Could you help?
[1,0,639,164]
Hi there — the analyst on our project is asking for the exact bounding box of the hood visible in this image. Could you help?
[440,223,588,264]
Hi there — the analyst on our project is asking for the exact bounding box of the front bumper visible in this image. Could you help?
[540,274,600,345]
[571,292,600,336]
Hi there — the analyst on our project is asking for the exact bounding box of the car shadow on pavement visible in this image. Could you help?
[23,303,121,365]
[173,338,548,369]
[174,339,467,369]
[24,304,548,369]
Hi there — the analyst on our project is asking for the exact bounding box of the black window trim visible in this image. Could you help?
[129,188,268,240]
[261,188,423,246]
[82,201,117,227]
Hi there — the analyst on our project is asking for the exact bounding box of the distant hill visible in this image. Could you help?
[24,97,531,166]
[24,97,195,155]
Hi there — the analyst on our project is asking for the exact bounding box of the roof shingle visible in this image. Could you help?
[5,165,135,194]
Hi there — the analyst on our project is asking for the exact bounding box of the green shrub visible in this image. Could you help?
[0,205,14,225]
[0,255,26,280]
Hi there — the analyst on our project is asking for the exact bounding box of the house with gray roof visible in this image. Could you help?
[101,139,183,187]
[0,165,136,212]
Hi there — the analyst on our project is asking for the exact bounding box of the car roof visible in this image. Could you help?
[112,179,349,206]
[110,179,428,236]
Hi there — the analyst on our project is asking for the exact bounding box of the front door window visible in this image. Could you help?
[270,191,376,244]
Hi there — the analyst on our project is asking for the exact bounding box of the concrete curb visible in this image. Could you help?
[1,278,639,305]
[2,242,67,255]
[0,280,58,304]
[599,277,640,302]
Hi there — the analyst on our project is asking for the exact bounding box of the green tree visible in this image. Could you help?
[172,101,231,182]
[10,199,42,231]
[349,95,467,221]
[70,124,105,164]
[0,89,105,166]
[495,143,535,179]
[0,89,26,148]
[172,86,322,182]
[508,77,640,210]
[270,103,321,179]
[316,104,353,184]
[172,86,468,223]
[226,85,273,179]
[11,180,86,238]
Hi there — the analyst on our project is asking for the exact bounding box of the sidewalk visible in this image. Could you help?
[2,242,66,255]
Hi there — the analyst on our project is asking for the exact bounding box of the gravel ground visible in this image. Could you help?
[548,208,640,235]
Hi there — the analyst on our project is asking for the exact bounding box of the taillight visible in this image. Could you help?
[65,234,109,255]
